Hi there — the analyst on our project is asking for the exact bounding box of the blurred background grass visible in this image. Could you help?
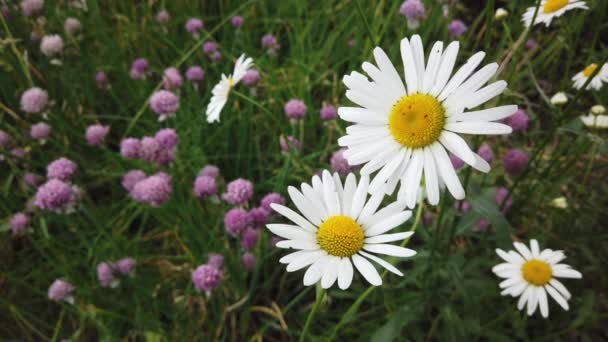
[1,0,607,340]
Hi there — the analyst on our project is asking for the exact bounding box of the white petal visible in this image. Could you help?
[403,150,424,208]
[359,251,403,276]
[266,224,316,241]
[341,173,357,216]
[545,284,569,311]
[527,287,540,316]
[496,248,525,264]
[286,250,327,272]
[445,122,512,135]
[552,267,583,279]
[430,143,465,200]
[538,287,549,318]
[438,131,476,165]
[359,144,401,175]
[270,204,317,233]
[275,240,319,250]
[350,175,370,219]
[288,186,323,225]
[322,170,341,216]
[471,153,491,173]
[338,106,387,125]
[410,35,426,86]
[321,256,340,289]
[421,41,443,93]
[430,41,459,96]
[280,250,312,264]
[352,254,382,286]
[517,285,532,310]
[303,256,329,286]
[365,211,412,237]
[337,257,354,290]
[463,81,507,109]
[400,37,419,94]
[373,47,406,98]
[358,191,385,223]
[530,239,540,258]
[438,51,486,101]
[513,242,533,260]
[363,243,417,257]
[423,147,440,205]
[450,105,518,122]
[368,150,406,193]
[549,279,571,300]
[365,231,414,244]
[360,202,408,228]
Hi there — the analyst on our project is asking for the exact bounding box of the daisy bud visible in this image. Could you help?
[10,212,30,236]
[48,279,75,303]
[591,105,605,115]
[20,87,49,114]
[192,264,221,292]
[550,92,568,105]
[85,124,110,146]
[30,122,51,142]
[495,8,508,20]
[503,149,528,176]
[222,179,254,206]
[224,208,250,237]
[550,197,568,209]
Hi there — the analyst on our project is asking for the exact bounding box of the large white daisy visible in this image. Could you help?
[267,170,416,290]
[337,34,515,208]
[493,239,582,318]
[571,63,608,90]
[205,54,254,123]
[522,0,588,27]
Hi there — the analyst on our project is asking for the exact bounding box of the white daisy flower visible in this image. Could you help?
[492,239,582,318]
[571,63,608,90]
[522,0,588,27]
[205,54,254,123]
[267,170,416,290]
[580,114,608,128]
[337,35,515,208]
[550,91,568,105]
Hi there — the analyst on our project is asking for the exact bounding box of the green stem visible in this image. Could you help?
[328,201,424,340]
[354,0,377,47]
[299,287,325,342]
[582,139,599,186]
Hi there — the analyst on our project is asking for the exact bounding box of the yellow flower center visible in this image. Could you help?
[317,215,364,257]
[543,0,568,13]
[522,260,553,286]
[582,64,598,78]
[388,94,446,149]
[228,77,234,88]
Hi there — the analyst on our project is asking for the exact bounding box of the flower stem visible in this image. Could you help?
[354,0,377,47]
[299,286,325,342]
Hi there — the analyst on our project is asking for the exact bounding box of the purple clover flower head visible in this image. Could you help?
[198,164,220,179]
[241,69,260,87]
[495,187,513,212]
[261,33,279,53]
[503,149,528,176]
[207,253,224,270]
[186,66,204,82]
[506,109,530,133]
[47,158,77,181]
[85,124,110,146]
[450,153,465,170]
[0,130,12,148]
[400,0,425,19]
[185,18,204,34]
[242,253,256,271]
[477,143,495,164]
[20,87,48,113]
[210,51,222,62]
[194,175,217,198]
[192,264,221,292]
[64,17,82,36]
[320,104,337,121]
[155,128,179,149]
[115,257,136,276]
[48,279,75,303]
[34,179,76,211]
[162,67,183,90]
[10,212,30,236]
[248,207,269,227]
[476,219,490,232]
[202,41,218,54]
[330,148,355,176]
[260,192,285,213]
[448,20,467,38]
[240,227,260,251]
[30,122,51,141]
[122,170,146,193]
[139,136,160,163]
[284,99,307,119]
[279,135,301,153]
[149,90,179,121]
[224,208,251,237]
[222,179,254,205]
[130,58,149,79]
[231,15,244,28]
[454,200,471,214]
[11,147,25,159]
[526,38,538,50]
[120,138,141,159]
[23,172,42,188]
[95,71,108,88]
[131,173,172,207]
[156,9,170,25]
[21,0,44,17]
[40,34,64,56]
[97,262,118,288]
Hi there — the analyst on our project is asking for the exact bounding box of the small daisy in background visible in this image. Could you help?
[205,54,254,123]
[267,171,416,289]
[571,63,608,90]
[337,34,515,208]
[580,105,608,128]
[522,0,588,27]
[493,239,582,318]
